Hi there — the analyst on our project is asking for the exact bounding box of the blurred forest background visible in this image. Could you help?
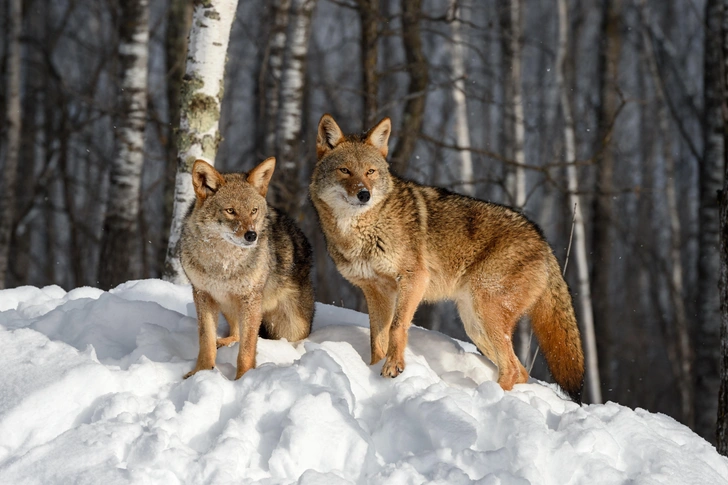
[0,0,725,445]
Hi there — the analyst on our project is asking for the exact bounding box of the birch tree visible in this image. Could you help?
[499,0,528,362]
[273,0,317,212]
[448,0,473,197]
[505,0,525,210]
[259,0,317,214]
[98,0,150,289]
[556,0,602,404]
[696,0,724,441]
[262,0,292,158]
[163,0,239,283]
[0,0,22,289]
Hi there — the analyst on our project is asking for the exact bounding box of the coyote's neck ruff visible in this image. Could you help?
[310,114,585,403]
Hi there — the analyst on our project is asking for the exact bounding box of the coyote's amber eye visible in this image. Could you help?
[251,207,258,215]
[339,167,350,175]
[225,208,235,215]
[366,169,376,175]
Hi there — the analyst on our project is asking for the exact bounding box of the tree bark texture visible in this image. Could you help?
[0,0,23,289]
[720,181,728,453]
[716,0,728,456]
[163,0,239,284]
[390,0,428,175]
[696,0,724,442]
[591,0,621,401]
[98,0,150,290]
[159,0,193,276]
[640,0,694,428]
[499,0,529,363]
[359,0,380,128]
[448,0,474,197]
[258,0,316,215]
[557,0,602,404]
[262,0,292,158]
[503,0,526,209]
[273,0,317,213]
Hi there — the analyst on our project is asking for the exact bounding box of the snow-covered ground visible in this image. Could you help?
[0,279,725,484]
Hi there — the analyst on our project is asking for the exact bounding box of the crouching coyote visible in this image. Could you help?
[309,114,584,402]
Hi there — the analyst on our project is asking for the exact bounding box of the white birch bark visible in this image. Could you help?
[266,0,316,214]
[447,0,474,197]
[164,0,239,284]
[98,0,150,289]
[507,0,529,364]
[276,0,316,172]
[0,0,22,289]
[509,0,526,210]
[264,0,292,156]
[556,0,602,404]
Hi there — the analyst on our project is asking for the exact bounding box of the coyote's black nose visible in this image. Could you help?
[357,189,371,203]
[244,231,257,242]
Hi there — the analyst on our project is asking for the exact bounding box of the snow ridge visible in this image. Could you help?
[0,279,725,484]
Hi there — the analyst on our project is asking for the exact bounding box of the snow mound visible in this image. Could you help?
[0,279,725,484]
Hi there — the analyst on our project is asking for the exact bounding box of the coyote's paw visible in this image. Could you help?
[381,356,405,378]
[216,336,239,348]
[183,365,214,379]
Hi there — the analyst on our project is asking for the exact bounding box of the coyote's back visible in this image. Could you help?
[310,114,584,402]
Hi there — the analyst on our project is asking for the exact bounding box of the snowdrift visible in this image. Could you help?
[0,279,726,484]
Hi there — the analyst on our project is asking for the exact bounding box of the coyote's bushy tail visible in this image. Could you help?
[529,254,585,403]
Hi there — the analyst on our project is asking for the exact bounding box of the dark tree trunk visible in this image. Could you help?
[719,176,728,454]
[718,128,728,455]
[717,0,728,456]
[359,0,380,128]
[390,0,428,175]
[0,0,22,289]
[591,0,622,401]
[696,0,724,443]
[158,0,193,277]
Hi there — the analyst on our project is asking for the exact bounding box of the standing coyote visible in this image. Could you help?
[180,158,314,380]
[309,114,585,402]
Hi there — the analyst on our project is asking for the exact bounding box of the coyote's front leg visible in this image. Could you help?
[381,268,429,378]
[235,294,263,380]
[361,279,397,365]
[184,288,219,379]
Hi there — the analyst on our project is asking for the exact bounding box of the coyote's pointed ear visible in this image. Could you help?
[247,157,276,197]
[365,117,391,158]
[317,114,345,159]
[192,160,226,201]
